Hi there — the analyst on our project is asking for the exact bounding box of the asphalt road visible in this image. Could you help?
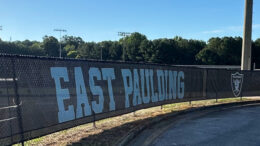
[127,104,260,146]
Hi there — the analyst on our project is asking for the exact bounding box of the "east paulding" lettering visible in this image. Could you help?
[50,67,184,123]
[121,69,184,108]
[51,67,115,123]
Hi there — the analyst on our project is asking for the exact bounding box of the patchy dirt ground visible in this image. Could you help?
[19,97,259,146]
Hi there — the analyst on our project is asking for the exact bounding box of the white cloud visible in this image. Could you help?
[226,24,260,31]
[202,30,224,34]
[227,25,243,31]
[202,24,260,35]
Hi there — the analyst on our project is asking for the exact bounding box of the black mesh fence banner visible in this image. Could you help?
[0,54,259,145]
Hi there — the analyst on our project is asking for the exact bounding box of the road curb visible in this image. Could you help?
[116,100,260,146]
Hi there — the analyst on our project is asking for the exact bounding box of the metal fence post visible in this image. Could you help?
[203,69,208,98]
[133,111,137,117]
[240,70,243,101]
[5,78,14,144]
[216,92,218,103]
[93,114,97,129]
[11,57,25,146]
[90,96,97,129]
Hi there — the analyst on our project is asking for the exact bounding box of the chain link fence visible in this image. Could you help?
[0,54,258,145]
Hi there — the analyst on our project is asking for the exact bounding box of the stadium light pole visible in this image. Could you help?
[101,46,102,61]
[54,29,67,58]
[118,32,131,61]
[241,0,253,70]
[100,44,103,61]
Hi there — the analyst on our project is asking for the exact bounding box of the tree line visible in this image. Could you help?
[0,32,260,66]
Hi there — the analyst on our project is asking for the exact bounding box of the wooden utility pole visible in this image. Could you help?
[241,0,253,70]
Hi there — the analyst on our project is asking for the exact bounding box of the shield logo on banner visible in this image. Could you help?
[231,72,244,97]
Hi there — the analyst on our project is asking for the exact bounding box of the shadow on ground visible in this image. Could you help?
[68,111,175,146]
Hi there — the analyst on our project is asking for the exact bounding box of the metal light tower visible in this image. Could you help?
[118,32,131,61]
[100,44,103,61]
[118,32,131,37]
[101,45,103,61]
[54,29,67,58]
[241,0,253,70]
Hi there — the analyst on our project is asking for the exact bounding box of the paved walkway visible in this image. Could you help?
[128,104,260,146]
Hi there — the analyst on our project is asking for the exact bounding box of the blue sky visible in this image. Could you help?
[0,0,259,42]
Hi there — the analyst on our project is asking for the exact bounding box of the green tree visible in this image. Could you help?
[64,44,76,52]
[120,32,147,61]
[174,37,206,64]
[109,41,122,61]
[98,41,113,60]
[77,42,100,59]
[253,39,260,68]
[152,38,177,64]
[43,36,59,57]
[196,37,242,65]
[67,50,78,58]
[140,39,156,62]
[62,35,83,49]
[0,40,45,56]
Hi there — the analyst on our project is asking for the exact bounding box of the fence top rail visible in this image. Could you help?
[0,53,240,70]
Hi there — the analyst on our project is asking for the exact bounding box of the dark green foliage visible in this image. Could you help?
[0,40,45,56]
[43,36,60,57]
[67,50,78,58]
[196,37,242,65]
[0,33,259,66]
[175,37,206,65]
[253,39,260,68]
[108,41,122,61]
[151,38,177,64]
[119,32,148,62]
[62,35,84,50]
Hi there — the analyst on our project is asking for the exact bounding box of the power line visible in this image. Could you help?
[54,29,67,58]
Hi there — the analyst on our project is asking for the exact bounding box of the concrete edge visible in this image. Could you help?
[115,100,260,146]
